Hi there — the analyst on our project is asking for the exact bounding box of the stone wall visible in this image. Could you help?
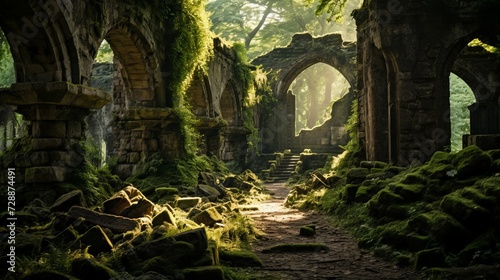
[354,0,500,165]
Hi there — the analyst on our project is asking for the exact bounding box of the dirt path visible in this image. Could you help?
[240,182,423,280]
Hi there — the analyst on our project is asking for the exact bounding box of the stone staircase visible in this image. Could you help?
[270,154,301,182]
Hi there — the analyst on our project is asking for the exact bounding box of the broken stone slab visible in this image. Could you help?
[102,190,132,215]
[50,190,87,212]
[152,208,176,228]
[173,227,209,255]
[122,185,146,203]
[192,207,223,227]
[196,184,221,201]
[72,225,113,256]
[68,206,140,233]
[120,198,155,218]
[176,197,202,210]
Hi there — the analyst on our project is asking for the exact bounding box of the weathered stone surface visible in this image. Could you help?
[346,168,370,184]
[152,209,176,227]
[102,190,132,215]
[196,184,221,201]
[68,206,140,233]
[173,228,209,255]
[25,166,69,183]
[72,226,113,255]
[176,197,202,210]
[192,207,223,227]
[122,185,146,202]
[120,198,155,218]
[50,190,87,212]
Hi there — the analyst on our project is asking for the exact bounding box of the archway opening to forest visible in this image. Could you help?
[449,73,475,152]
[289,63,350,136]
[87,39,115,167]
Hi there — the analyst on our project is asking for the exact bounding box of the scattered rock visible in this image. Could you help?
[414,248,446,270]
[152,208,177,227]
[219,250,263,267]
[121,198,155,218]
[50,190,87,212]
[192,207,223,227]
[262,243,329,253]
[102,190,132,215]
[173,228,209,255]
[72,225,113,255]
[346,168,370,184]
[68,206,140,233]
[299,225,316,237]
[181,266,225,280]
[196,184,221,201]
[176,197,202,210]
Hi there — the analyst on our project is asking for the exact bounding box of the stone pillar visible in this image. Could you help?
[464,101,500,150]
[112,108,180,179]
[220,126,250,165]
[2,82,112,184]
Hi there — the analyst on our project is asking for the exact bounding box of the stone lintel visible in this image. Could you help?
[3,82,112,109]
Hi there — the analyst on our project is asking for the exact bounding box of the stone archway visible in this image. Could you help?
[252,33,356,153]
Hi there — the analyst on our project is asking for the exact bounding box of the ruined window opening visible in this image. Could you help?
[289,63,349,136]
[0,28,14,88]
[449,73,475,152]
[87,39,115,167]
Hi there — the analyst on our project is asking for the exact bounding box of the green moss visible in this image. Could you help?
[375,220,409,249]
[401,172,427,184]
[457,231,495,265]
[219,250,263,267]
[475,177,500,201]
[452,145,492,178]
[299,225,316,237]
[460,187,495,209]
[182,266,224,280]
[262,243,329,253]
[439,192,490,231]
[392,183,427,202]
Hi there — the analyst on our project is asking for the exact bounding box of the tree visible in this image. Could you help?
[0,30,15,87]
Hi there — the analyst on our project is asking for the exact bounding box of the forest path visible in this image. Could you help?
[240,182,423,280]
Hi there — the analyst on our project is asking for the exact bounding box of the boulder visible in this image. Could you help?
[51,190,87,212]
[219,250,263,267]
[299,225,316,237]
[176,197,202,210]
[414,248,446,270]
[192,207,223,227]
[152,208,176,227]
[68,206,140,233]
[120,198,155,218]
[102,190,131,215]
[346,168,370,184]
[182,266,225,280]
[196,184,221,201]
[122,185,146,202]
[72,226,113,255]
[173,227,209,255]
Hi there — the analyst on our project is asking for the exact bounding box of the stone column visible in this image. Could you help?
[2,82,112,184]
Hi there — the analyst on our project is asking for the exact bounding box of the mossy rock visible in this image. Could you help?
[262,243,329,253]
[71,257,118,280]
[439,192,490,233]
[408,211,471,252]
[421,163,455,179]
[299,225,316,237]
[414,248,446,270]
[374,189,405,205]
[346,168,370,184]
[155,187,179,198]
[392,183,427,201]
[485,149,500,161]
[219,249,263,267]
[182,266,224,280]
[457,231,495,265]
[360,160,388,169]
[460,187,495,209]
[342,184,360,203]
[386,166,407,176]
[355,185,377,203]
[429,151,453,165]
[401,172,427,184]
[376,220,409,249]
[476,177,500,201]
[452,145,492,178]
[406,233,431,252]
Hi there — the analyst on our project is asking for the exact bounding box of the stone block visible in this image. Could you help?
[122,185,146,202]
[66,121,82,139]
[147,139,158,152]
[152,208,177,227]
[25,166,68,183]
[176,197,202,210]
[142,130,153,139]
[15,154,32,167]
[30,151,50,166]
[32,121,66,138]
[72,226,113,255]
[192,207,223,227]
[103,190,132,215]
[131,131,142,138]
[31,138,63,150]
[51,190,87,212]
[173,228,208,255]
[128,152,141,164]
[68,206,140,233]
[120,198,155,218]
